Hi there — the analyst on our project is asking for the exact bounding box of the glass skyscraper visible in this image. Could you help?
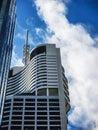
[0,0,16,125]
[1,44,70,130]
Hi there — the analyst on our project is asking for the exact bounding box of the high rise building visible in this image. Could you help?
[2,44,70,130]
[0,0,16,125]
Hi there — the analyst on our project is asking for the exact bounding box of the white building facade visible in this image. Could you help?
[2,44,70,130]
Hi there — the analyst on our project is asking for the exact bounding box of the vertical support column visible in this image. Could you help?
[22,98,25,130]
[56,48,67,130]
[8,98,13,130]
[35,97,37,130]
[47,97,50,130]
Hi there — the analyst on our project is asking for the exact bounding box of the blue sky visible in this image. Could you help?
[12,0,98,130]
[13,0,98,59]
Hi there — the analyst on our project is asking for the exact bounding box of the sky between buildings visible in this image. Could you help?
[12,0,98,130]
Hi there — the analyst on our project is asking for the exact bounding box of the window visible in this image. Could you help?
[37,107,47,111]
[12,116,22,120]
[25,112,35,115]
[25,103,35,106]
[13,102,23,106]
[37,88,47,96]
[37,116,47,120]
[50,121,61,125]
[49,112,60,115]
[50,116,60,120]
[50,126,61,130]
[24,126,34,130]
[49,103,59,106]
[14,98,23,102]
[37,99,47,102]
[11,126,21,130]
[26,99,35,102]
[49,107,59,111]
[25,107,35,111]
[11,121,22,125]
[4,107,10,111]
[37,126,47,130]
[37,121,47,125]
[13,107,23,111]
[24,121,35,125]
[3,112,10,116]
[49,99,59,102]
[2,121,9,126]
[37,112,47,115]
[37,103,47,106]
[2,116,9,120]
[12,111,22,115]
[24,116,35,120]
[49,88,58,96]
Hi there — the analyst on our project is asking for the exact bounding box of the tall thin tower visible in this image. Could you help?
[23,30,30,65]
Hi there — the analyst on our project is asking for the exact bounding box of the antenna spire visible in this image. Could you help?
[23,30,30,65]
[25,30,29,45]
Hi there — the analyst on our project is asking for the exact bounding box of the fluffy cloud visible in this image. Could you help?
[34,0,98,129]
[15,32,26,40]
[26,17,34,27]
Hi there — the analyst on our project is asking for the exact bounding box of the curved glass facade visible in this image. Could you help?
[2,44,70,130]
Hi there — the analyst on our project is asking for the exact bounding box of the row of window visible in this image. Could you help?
[4,98,59,107]
[5,98,59,102]
[5,106,60,112]
[2,120,61,126]
[3,115,60,121]
[4,98,59,110]
[2,126,61,130]
[3,111,60,115]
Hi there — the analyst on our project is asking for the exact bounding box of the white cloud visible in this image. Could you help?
[29,33,35,45]
[14,22,27,41]
[11,46,24,67]
[15,32,26,40]
[34,0,98,129]
[26,17,34,27]
[35,28,43,35]
[35,27,47,41]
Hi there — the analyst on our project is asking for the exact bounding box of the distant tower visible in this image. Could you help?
[23,30,30,65]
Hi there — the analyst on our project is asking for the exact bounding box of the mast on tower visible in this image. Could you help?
[23,30,30,65]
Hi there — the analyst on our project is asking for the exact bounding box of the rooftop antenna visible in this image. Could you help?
[26,30,29,45]
[23,30,30,65]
